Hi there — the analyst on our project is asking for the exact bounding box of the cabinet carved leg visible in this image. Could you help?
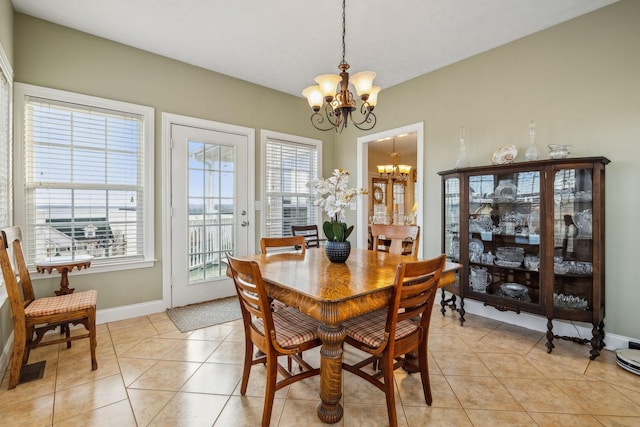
[598,320,605,349]
[546,318,555,353]
[316,322,345,424]
[589,323,602,360]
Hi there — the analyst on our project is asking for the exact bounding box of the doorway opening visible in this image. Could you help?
[356,123,424,256]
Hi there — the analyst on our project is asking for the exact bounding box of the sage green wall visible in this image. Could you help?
[0,0,12,63]
[12,13,333,309]
[334,0,640,340]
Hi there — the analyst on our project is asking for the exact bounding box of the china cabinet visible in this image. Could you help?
[439,157,609,359]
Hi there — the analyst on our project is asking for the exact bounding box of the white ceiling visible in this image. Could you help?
[12,0,618,98]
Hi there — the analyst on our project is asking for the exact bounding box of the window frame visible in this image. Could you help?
[0,43,13,297]
[13,83,155,274]
[260,130,322,239]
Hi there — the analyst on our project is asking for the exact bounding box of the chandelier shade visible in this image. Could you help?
[377,139,411,182]
[350,71,376,97]
[301,86,323,111]
[302,0,380,133]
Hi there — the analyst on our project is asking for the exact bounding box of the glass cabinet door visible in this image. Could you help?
[468,170,542,309]
[552,167,593,314]
[443,176,460,262]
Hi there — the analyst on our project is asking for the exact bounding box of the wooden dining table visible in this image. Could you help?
[241,247,460,424]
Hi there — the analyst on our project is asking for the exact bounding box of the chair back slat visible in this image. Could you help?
[260,236,306,255]
[370,224,420,256]
[291,225,321,248]
[386,254,445,339]
[226,254,274,336]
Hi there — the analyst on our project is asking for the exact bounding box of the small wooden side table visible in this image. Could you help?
[36,254,93,296]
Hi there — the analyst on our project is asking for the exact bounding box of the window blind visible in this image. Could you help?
[23,96,146,265]
[0,66,9,229]
[264,138,319,237]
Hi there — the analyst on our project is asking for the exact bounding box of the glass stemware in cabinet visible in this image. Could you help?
[525,120,540,161]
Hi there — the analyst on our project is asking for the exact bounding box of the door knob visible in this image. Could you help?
[241,221,249,227]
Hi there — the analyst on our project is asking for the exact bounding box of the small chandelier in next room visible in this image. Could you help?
[377,138,411,182]
[301,0,381,133]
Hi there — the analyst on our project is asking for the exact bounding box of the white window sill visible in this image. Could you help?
[30,258,157,279]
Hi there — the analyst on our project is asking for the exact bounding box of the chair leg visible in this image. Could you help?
[381,355,398,427]
[23,325,34,364]
[8,335,27,390]
[240,338,253,395]
[262,352,278,427]
[64,323,72,349]
[88,310,98,370]
[418,346,432,405]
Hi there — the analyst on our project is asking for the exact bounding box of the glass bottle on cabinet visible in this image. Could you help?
[439,157,609,359]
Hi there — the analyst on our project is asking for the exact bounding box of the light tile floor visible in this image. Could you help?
[2,308,640,426]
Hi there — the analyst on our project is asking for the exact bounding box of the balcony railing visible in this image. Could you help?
[188,215,234,271]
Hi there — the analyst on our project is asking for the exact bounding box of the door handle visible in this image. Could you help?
[241,221,249,227]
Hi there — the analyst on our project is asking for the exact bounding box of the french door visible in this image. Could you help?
[170,123,251,307]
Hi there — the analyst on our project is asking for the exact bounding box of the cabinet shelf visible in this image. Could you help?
[439,156,609,359]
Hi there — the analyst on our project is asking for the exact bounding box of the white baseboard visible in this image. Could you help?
[0,332,13,382]
[96,299,166,324]
[442,294,628,351]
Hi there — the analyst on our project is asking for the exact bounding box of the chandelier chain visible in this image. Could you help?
[341,0,347,66]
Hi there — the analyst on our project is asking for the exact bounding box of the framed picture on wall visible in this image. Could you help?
[371,177,387,205]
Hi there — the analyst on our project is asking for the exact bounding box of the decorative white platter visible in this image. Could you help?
[494,182,518,202]
[491,145,518,165]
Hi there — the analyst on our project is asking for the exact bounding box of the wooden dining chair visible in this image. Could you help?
[370,224,420,256]
[291,225,321,248]
[259,235,307,314]
[341,254,446,427]
[0,226,98,390]
[226,254,321,427]
[260,235,306,255]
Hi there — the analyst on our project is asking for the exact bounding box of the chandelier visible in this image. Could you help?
[301,0,380,133]
[377,138,411,182]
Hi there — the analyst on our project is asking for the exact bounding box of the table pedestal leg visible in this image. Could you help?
[53,267,74,347]
[316,322,345,424]
[54,268,75,296]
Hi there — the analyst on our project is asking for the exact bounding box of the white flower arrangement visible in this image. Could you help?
[307,168,367,242]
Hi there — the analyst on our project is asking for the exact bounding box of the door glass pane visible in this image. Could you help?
[443,176,460,261]
[468,170,541,305]
[553,168,593,310]
[188,141,235,282]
